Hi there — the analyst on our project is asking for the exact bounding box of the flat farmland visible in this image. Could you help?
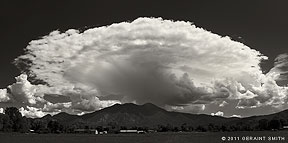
[0,131,287,143]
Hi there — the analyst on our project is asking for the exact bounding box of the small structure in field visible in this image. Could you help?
[119,130,146,134]
[99,131,108,134]
[119,129,138,133]
[74,129,99,134]
[281,126,288,130]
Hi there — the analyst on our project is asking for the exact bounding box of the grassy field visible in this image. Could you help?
[0,131,287,143]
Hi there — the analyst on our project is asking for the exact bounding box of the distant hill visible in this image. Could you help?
[37,103,288,129]
[2,103,288,133]
[30,103,288,131]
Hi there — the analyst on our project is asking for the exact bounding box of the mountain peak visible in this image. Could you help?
[41,114,52,120]
[141,103,164,110]
[118,103,164,112]
[94,102,166,116]
[142,103,156,106]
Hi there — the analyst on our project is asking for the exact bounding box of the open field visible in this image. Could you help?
[0,131,287,143]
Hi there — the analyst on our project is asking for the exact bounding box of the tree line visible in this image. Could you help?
[0,107,287,133]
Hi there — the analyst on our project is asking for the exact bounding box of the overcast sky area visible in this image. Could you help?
[0,0,287,118]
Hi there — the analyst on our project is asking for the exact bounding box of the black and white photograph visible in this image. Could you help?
[0,0,287,142]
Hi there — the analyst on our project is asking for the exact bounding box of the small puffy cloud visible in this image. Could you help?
[43,102,72,112]
[8,74,42,105]
[65,88,120,112]
[71,95,119,112]
[170,106,184,110]
[0,108,4,114]
[19,106,46,118]
[230,114,241,118]
[211,111,224,117]
[0,89,11,102]
[219,101,228,107]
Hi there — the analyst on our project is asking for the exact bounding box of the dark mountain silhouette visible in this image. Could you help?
[37,103,222,127]
[36,103,288,129]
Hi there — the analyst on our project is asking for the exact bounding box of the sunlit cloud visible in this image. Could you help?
[0,17,285,117]
[211,111,224,116]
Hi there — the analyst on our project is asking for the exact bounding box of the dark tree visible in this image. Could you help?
[157,125,168,132]
[268,119,281,130]
[31,119,47,132]
[4,107,28,132]
[48,120,61,133]
[19,117,29,132]
[228,125,240,131]
[208,123,215,132]
[280,119,287,126]
[258,119,269,130]
[187,126,194,132]
[0,114,12,131]
[96,125,104,131]
[181,123,188,131]
[172,127,179,132]
[195,125,207,132]
[220,125,227,132]
[107,122,118,129]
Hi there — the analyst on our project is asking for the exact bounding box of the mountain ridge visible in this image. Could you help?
[39,103,288,130]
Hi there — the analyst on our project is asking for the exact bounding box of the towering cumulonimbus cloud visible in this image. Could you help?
[0,17,286,117]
